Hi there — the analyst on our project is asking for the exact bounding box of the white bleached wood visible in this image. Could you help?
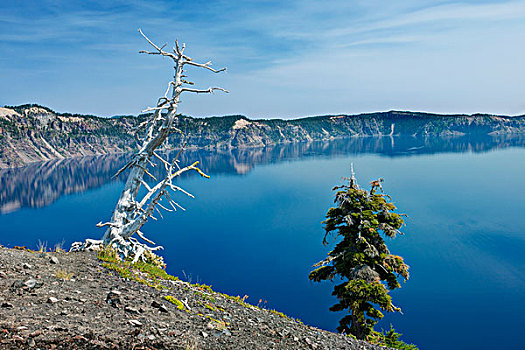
[70,30,226,262]
[180,87,230,94]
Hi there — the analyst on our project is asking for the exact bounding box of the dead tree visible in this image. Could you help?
[70,29,227,262]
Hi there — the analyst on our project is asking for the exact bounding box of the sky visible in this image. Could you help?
[1,0,525,119]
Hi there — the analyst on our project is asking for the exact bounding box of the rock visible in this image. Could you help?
[47,297,59,304]
[71,335,87,341]
[124,306,140,315]
[147,335,155,341]
[128,319,142,327]
[106,290,121,307]
[201,331,208,338]
[49,256,60,264]
[279,329,290,337]
[24,279,37,288]
[29,330,43,337]
[27,337,36,347]
[24,279,43,290]
[22,263,32,269]
[151,300,168,313]
[10,280,25,294]
[0,271,7,279]
[1,302,14,308]
[222,329,232,336]
[158,305,169,313]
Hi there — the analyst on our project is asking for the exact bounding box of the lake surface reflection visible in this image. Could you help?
[1,134,524,350]
[2,134,523,213]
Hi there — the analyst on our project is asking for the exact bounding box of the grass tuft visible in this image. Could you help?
[164,295,188,312]
[97,245,178,290]
[54,269,74,280]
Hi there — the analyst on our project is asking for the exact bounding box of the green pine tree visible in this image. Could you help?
[309,168,411,342]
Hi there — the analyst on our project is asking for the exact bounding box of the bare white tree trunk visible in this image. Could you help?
[70,30,227,262]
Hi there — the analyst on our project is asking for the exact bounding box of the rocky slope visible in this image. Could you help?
[0,246,387,349]
[2,104,524,168]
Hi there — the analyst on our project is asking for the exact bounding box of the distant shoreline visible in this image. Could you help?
[1,104,524,168]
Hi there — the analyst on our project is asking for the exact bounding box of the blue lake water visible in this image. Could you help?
[1,135,524,350]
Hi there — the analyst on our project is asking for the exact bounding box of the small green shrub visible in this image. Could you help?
[368,326,419,350]
[164,295,186,311]
[205,316,228,331]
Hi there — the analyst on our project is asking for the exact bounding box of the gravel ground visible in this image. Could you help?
[0,246,388,350]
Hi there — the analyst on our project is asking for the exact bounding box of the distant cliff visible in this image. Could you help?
[0,105,138,168]
[1,104,524,168]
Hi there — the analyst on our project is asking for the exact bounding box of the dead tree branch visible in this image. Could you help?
[70,30,227,264]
